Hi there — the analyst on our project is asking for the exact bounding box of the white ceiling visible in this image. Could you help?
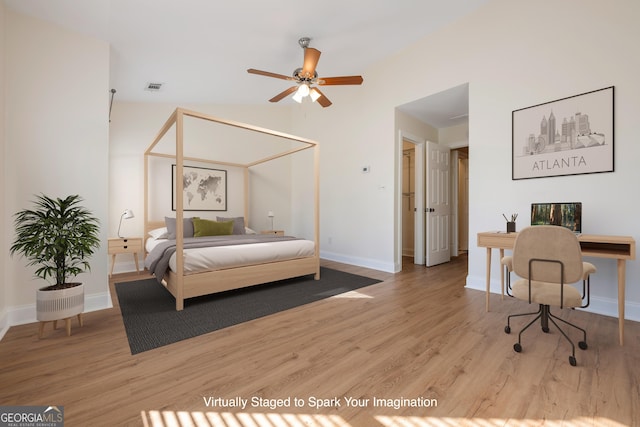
[4,0,486,127]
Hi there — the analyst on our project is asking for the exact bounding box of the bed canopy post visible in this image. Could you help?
[244,167,250,228]
[144,151,149,238]
[174,109,185,310]
[314,143,320,279]
[144,109,178,238]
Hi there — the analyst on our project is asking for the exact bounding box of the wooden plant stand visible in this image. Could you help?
[38,313,84,338]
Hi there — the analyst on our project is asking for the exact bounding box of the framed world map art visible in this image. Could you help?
[172,165,227,211]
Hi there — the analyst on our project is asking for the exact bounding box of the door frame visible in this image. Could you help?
[450,143,470,256]
[451,149,460,257]
[396,130,425,270]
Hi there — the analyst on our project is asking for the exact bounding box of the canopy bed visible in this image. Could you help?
[143,108,320,310]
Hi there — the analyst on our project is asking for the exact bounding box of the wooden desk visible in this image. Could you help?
[477,231,635,345]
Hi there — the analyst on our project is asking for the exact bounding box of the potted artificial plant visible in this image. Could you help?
[10,194,100,335]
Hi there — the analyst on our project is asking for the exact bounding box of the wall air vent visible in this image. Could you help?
[145,82,163,91]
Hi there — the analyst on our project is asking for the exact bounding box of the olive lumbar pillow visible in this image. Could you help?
[192,218,234,237]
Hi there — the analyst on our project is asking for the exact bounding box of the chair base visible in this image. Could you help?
[505,304,587,366]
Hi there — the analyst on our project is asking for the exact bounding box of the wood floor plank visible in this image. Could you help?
[1,255,639,426]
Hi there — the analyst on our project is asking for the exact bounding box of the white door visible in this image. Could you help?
[413,142,425,264]
[426,141,451,266]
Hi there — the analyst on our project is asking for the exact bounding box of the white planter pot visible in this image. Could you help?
[36,283,84,322]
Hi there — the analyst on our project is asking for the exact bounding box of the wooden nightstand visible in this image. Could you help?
[108,237,143,276]
[260,230,285,236]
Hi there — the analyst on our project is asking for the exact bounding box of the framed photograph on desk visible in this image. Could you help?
[512,86,614,180]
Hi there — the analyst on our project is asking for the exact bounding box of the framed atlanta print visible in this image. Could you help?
[512,86,614,180]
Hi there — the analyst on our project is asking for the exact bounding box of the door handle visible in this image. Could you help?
[426,208,435,212]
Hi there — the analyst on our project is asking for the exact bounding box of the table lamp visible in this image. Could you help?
[268,211,274,230]
[118,209,134,237]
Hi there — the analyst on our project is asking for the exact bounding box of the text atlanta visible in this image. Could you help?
[531,155,586,171]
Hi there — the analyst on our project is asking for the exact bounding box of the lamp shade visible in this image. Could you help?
[267,211,275,230]
[296,83,310,97]
[309,88,321,102]
[292,91,304,103]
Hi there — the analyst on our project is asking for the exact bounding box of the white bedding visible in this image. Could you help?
[146,236,316,275]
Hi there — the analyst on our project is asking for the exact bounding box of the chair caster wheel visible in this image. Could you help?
[504,326,511,334]
[569,356,577,366]
[514,343,522,353]
[579,341,588,350]
[542,326,550,333]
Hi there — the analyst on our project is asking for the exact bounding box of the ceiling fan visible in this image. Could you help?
[247,37,363,108]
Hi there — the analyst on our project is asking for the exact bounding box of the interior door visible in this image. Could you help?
[413,142,425,264]
[426,141,451,266]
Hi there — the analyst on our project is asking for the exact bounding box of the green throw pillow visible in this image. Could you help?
[192,218,234,237]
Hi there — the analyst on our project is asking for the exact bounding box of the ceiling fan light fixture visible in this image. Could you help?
[292,91,304,103]
[247,37,363,108]
[296,83,310,97]
[309,88,321,102]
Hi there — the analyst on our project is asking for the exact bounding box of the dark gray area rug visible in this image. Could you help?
[115,267,381,354]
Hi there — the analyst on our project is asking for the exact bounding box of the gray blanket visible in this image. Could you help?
[144,234,301,282]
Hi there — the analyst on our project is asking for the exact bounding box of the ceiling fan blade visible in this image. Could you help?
[269,86,298,103]
[317,75,364,86]
[311,87,332,108]
[247,68,295,81]
[301,48,321,78]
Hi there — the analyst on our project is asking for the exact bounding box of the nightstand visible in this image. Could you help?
[260,230,285,236]
[108,237,143,276]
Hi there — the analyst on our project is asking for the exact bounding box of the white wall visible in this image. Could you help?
[3,10,110,326]
[0,1,8,336]
[290,0,640,320]
[290,91,399,272]
[439,123,468,148]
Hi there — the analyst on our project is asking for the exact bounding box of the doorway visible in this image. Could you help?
[395,83,469,271]
[400,135,425,266]
[399,141,467,268]
[401,142,416,259]
[455,147,469,254]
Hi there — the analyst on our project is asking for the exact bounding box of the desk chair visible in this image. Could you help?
[503,225,596,366]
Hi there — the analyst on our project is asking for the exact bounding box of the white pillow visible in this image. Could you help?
[245,227,257,235]
[148,227,169,239]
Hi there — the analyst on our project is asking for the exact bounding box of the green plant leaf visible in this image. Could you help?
[10,194,101,285]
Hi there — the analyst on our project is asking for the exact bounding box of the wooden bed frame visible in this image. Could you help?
[144,108,320,310]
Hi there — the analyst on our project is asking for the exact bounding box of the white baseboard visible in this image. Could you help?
[0,309,8,341]
[465,274,640,322]
[320,250,396,273]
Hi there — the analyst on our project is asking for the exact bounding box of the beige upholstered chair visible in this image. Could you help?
[504,225,596,366]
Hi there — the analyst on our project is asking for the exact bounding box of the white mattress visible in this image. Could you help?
[146,236,316,275]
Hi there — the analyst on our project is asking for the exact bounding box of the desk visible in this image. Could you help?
[477,231,635,345]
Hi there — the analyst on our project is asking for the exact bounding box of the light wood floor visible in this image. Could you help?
[1,256,639,427]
